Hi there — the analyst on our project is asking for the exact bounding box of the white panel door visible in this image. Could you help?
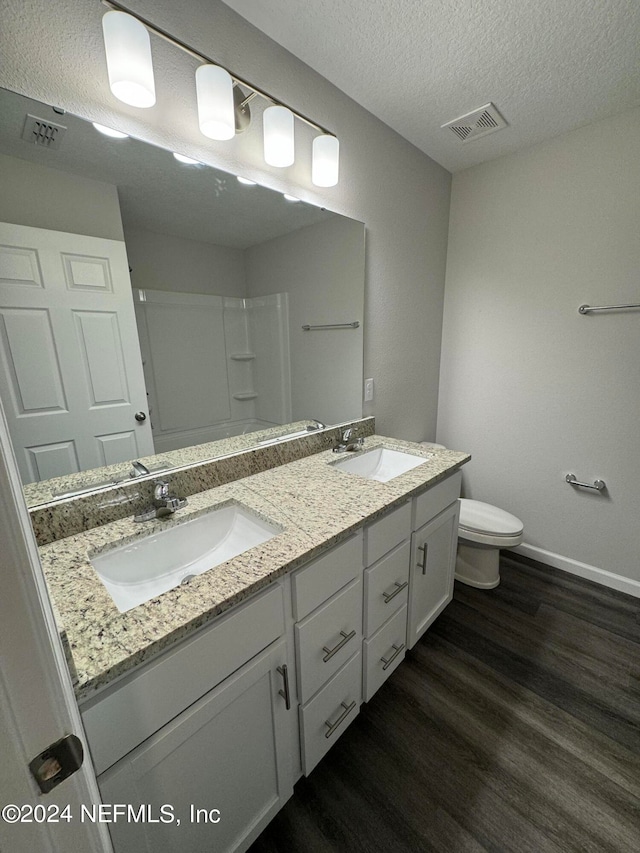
[0,222,154,483]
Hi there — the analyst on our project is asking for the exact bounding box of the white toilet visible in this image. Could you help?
[421,443,524,589]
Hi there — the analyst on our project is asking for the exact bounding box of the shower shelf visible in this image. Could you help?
[230,352,256,361]
[233,392,258,400]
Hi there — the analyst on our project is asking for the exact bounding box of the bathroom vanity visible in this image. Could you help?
[36,434,469,853]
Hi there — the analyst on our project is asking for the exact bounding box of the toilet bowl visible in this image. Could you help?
[420,442,524,589]
[456,499,523,588]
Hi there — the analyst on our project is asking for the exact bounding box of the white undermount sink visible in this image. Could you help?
[331,447,429,483]
[91,503,280,613]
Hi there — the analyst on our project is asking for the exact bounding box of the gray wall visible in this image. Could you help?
[438,106,640,593]
[0,0,451,442]
[124,226,247,297]
[0,152,124,241]
[246,217,365,424]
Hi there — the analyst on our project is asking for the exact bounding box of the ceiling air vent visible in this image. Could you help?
[441,103,507,143]
[21,114,67,150]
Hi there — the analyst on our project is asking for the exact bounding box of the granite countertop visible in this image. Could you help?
[39,436,470,701]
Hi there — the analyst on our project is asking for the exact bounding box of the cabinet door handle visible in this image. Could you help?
[418,543,428,575]
[276,664,291,710]
[382,580,408,603]
[322,629,356,662]
[380,643,405,671]
[324,700,357,739]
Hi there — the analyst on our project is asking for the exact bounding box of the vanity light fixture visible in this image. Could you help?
[100,0,340,186]
[102,10,156,108]
[92,122,129,139]
[263,105,295,168]
[312,134,340,187]
[173,152,201,165]
[195,64,235,141]
[237,176,257,186]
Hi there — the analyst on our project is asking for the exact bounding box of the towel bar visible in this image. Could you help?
[565,473,606,491]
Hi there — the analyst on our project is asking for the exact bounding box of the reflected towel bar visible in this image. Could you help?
[302,321,360,330]
[566,473,606,491]
[578,303,640,314]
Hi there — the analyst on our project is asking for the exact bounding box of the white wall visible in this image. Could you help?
[0,152,124,240]
[0,0,451,443]
[124,226,246,297]
[245,217,364,424]
[438,107,640,593]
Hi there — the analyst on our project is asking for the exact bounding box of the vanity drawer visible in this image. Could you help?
[299,651,362,775]
[81,583,285,775]
[365,501,411,567]
[413,470,462,531]
[364,540,410,637]
[295,578,362,704]
[363,605,407,703]
[292,531,363,621]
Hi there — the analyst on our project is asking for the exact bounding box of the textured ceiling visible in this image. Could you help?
[222,0,640,171]
[0,90,334,248]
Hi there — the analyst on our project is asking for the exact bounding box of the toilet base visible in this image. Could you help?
[455,541,501,589]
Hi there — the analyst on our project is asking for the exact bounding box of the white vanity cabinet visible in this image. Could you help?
[292,532,364,775]
[81,583,298,853]
[99,638,293,853]
[407,471,462,649]
[362,503,412,702]
[77,463,464,853]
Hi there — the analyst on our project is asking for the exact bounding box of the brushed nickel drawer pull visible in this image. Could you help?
[324,700,357,738]
[380,643,405,671]
[276,664,291,710]
[418,543,428,575]
[322,629,356,662]
[382,580,408,603]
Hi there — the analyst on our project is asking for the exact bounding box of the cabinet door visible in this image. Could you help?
[407,501,459,649]
[98,638,295,853]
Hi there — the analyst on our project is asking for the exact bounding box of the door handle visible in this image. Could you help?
[382,580,408,603]
[418,543,428,574]
[324,700,356,738]
[134,411,147,422]
[276,664,291,710]
[322,629,356,662]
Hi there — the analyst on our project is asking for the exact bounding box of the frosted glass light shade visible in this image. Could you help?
[263,105,295,167]
[196,65,235,141]
[312,135,340,187]
[102,11,156,108]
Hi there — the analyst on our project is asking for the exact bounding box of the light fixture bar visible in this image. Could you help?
[100,0,334,138]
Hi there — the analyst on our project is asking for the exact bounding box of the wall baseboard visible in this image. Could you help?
[513,543,640,599]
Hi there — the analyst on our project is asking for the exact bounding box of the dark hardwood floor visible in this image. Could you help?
[250,554,640,852]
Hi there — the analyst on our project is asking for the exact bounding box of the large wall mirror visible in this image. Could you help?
[0,88,365,505]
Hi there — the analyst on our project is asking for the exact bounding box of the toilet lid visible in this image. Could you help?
[458,499,523,537]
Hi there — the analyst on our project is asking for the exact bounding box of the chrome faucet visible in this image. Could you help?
[134,480,188,522]
[332,429,364,453]
[130,460,150,478]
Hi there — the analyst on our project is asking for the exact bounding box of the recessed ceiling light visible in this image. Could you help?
[92,122,129,139]
[173,152,201,165]
[237,176,257,186]
[283,193,300,202]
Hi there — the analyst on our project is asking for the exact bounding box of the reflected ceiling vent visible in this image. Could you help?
[21,114,67,150]
[441,103,507,143]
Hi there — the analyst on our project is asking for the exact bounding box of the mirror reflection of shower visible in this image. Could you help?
[134,290,291,452]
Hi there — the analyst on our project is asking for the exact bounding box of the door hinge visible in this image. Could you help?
[29,734,84,794]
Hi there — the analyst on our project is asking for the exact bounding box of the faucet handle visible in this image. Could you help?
[341,428,352,442]
[154,481,170,501]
